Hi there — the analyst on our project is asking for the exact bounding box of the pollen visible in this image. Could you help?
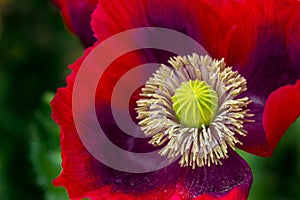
[135,54,254,168]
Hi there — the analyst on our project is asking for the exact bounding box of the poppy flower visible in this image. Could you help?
[51,0,300,199]
[52,0,98,47]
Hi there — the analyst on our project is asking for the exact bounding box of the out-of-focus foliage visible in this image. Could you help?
[243,117,300,200]
[0,0,82,199]
[0,0,299,199]
[29,92,68,200]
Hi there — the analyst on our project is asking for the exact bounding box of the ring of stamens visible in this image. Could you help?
[135,54,254,168]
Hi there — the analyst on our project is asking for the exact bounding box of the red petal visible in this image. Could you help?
[53,0,98,47]
[91,0,238,60]
[87,186,134,200]
[190,0,261,68]
[53,0,300,199]
[51,45,180,199]
[91,0,262,67]
[52,43,253,199]
[232,0,300,157]
[263,80,300,149]
[178,150,252,199]
[91,0,148,42]
[193,184,250,200]
[51,45,103,199]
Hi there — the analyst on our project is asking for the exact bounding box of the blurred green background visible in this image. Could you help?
[0,1,299,199]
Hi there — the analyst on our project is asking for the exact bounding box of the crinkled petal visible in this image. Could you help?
[263,80,300,149]
[236,0,300,156]
[91,0,251,62]
[91,0,149,42]
[95,49,174,152]
[192,184,250,200]
[52,0,98,47]
[53,0,300,199]
[51,46,182,199]
[52,43,253,200]
[86,154,252,200]
[91,0,300,158]
[91,0,265,67]
[178,150,252,200]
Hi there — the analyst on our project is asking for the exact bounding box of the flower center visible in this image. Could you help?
[172,80,218,128]
[136,54,254,168]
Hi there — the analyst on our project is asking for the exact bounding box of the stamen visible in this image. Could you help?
[136,54,253,168]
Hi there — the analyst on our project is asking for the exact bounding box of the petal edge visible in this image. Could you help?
[263,80,300,149]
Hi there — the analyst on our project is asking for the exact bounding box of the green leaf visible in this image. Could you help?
[29,92,68,200]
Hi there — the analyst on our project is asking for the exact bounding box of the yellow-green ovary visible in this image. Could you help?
[172,80,218,128]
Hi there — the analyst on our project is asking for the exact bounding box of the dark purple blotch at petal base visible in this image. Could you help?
[88,119,252,198]
[236,25,300,156]
[52,0,98,47]
[68,3,97,47]
[94,49,177,153]
[95,101,159,153]
[90,157,183,195]
[179,149,253,199]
